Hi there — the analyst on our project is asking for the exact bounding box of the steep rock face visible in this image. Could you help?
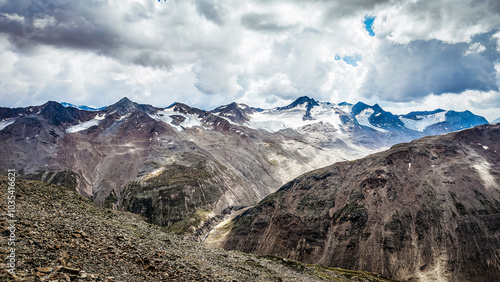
[119,153,249,234]
[214,124,500,282]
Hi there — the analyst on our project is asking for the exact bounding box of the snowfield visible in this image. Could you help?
[66,113,106,133]
[399,111,448,132]
[246,102,344,133]
[149,108,202,131]
[0,119,15,131]
[66,119,101,133]
[355,108,388,132]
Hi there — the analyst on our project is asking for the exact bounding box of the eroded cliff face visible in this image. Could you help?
[212,124,500,282]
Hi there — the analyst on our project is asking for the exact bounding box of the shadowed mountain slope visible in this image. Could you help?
[211,123,500,282]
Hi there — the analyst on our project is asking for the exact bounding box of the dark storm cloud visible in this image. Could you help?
[0,0,172,68]
[0,1,116,49]
[131,50,173,69]
[362,34,500,102]
[241,12,296,32]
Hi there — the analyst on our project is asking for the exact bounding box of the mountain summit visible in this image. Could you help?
[277,96,320,120]
[211,102,254,123]
[104,97,158,116]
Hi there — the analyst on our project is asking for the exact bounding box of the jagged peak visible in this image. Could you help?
[292,96,319,107]
[41,101,64,108]
[212,102,251,113]
[113,97,134,106]
[166,102,205,116]
[166,102,190,110]
[351,102,372,116]
[372,104,383,112]
[278,96,319,111]
[103,97,162,116]
[211,102,254,123]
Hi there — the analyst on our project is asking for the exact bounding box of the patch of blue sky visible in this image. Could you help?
[335,54,362,67]
[363,15,375,36]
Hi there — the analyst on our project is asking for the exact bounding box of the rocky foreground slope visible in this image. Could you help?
[208,124,500,282]
[0,176,398,281]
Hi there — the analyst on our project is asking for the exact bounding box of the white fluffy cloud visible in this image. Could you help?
[0,0,499,120]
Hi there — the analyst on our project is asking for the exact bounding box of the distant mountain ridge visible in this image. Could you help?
[210,97,488,134]
[0,96,489,240]
[57,96,489,135]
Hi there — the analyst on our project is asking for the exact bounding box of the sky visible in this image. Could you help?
[0,0,499,121]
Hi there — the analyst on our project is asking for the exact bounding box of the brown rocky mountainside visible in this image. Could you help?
[209,123,500,282]
[0,176,398,281]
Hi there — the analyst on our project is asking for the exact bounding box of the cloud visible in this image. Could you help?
[375,0,500,44]
[323,0,391,18]
[360,36,499,102]
[241,12,296,32]
[194,0,225,25]
[0,0,498,120]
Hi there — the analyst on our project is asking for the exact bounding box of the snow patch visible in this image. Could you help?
[355,108,388,132]
[66,113,108,133]
[149,109,202,131]
[117,113,130,121]
[66,119,101,133]
[0,119,15,131]
[473,161,496,189]
[399,111,447,132]
[95,114,106,120]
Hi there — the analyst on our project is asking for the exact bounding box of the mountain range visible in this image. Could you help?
[0,97,489,239]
